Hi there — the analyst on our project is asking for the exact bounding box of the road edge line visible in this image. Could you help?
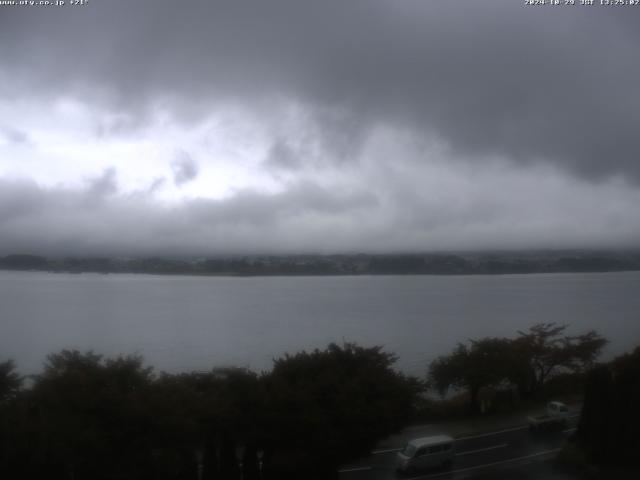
[455,425,528,440]
[338,466,372,473]
[455,443,508,457]
[407,448,562,480]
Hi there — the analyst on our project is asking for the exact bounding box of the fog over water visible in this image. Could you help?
[3,270,639,376]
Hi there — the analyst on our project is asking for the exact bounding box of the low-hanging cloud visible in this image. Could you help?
[1,155,639,257]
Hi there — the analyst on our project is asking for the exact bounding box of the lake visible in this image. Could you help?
[2,270,640,376]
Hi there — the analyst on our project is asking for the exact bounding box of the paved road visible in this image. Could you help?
[339,415,580,480]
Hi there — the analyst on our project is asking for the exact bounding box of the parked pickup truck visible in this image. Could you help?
[528,401,570,432]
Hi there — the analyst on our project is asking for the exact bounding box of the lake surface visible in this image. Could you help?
[2,270,640,376]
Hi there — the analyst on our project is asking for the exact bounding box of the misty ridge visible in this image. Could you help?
[2,251,640,277]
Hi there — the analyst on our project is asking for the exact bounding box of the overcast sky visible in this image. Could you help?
[1,0,639,256]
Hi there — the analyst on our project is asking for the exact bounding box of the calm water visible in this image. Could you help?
[2,270,640,376]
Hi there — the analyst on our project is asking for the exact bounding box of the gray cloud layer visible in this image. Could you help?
[0,177,379,256]
[1,162,639,256]
[2,1,640,181]
[2,1,640,254]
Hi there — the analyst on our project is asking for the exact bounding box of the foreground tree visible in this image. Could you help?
[2,344,424,480]
[0,359,23,476]
[429,337,512,413]
[429,324,608,410]
[26,350,155,480]
[576,346,640,466]
[511,323,607,397]
[262,343,423,478]
[148,367,265,480]
[0,360,22,403]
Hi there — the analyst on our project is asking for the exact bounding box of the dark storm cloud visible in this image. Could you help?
[2,1,640,181]
[171,151,199,186]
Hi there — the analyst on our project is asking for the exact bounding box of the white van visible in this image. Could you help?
[396,435,454,474]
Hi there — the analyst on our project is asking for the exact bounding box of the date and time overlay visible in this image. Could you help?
[526,0,640,5]
[1,0,640,8]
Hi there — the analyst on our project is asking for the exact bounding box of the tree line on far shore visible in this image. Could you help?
[2,251,640,276]
[0,323,622,480]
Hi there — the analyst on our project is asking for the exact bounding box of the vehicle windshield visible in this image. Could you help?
[401,444,417,458]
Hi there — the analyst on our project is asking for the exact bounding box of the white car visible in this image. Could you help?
[528,401,570,432]
[396,435,454,475]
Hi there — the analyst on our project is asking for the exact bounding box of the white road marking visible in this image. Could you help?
[337,466,372,473]
[455,425,528,441]
[373,425,527,455]
[373,418,577,455]
[456,415,579,440]
[368,413,579,458]
[563,427,577,433]
[455,443,508,456]
[406,448,562,480]
[371,447,402,455]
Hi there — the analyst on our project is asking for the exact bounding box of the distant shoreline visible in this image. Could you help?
[2,251,640,277]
